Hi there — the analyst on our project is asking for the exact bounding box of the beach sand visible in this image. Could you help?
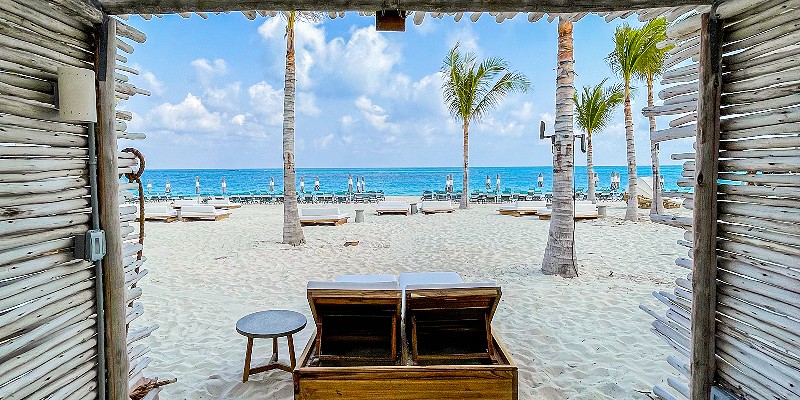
[135,199,688,399]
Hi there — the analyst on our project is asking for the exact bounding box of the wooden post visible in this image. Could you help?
[96,14,129,400]
[691,10,722,400]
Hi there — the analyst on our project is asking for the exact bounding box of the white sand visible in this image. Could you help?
[135,200,688,399]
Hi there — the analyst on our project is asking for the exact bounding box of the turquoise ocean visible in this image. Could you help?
[139,166,683,197]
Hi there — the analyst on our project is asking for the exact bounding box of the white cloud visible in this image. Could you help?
[149,93,222,132]
[297,92,321,117]
[191,58,228,86]
[248,81,283,125]
[141,71,164,96]
[230,114,246,126]
[512,102,536,121]
[203,82,241,111]
[314,133,335,148]
[446,26,481,56]
[355,96,396,132]
[340,115,354,127]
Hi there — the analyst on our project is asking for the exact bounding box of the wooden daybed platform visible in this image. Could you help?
[294,280,517,399]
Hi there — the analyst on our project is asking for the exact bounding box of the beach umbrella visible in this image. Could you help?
[537,172,544,188]
[269,177,275,192]
[593,173,599,188]
[486,175,491,191]
[314,177,320,192]
[445,175,450,192]
[348,174,353,193]
[165,180,171,195]
[659,175,665,190]
[496,174,500,192]
[300,177,305,193]
[361,176,366,192]
[146,180,152,195]
[195,176,200,200]
[221,177,227,196]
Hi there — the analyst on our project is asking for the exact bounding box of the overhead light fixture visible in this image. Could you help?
[376,10,407,32]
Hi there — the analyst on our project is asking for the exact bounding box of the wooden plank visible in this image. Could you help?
[690,11,721,400]
[95,16,129,400]
[100,0,711,14]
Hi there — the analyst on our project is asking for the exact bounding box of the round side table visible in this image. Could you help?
[236,310,307,382]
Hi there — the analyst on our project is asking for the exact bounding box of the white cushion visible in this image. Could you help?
[144,205,175,217]
[300,207,342,217]
[376,201,410,211]
[515,200,547,210]
[207,199,232,205]
[420,200,454,211]
[173,199,199,206]
[399,272,463,289]
[180,205,229,217]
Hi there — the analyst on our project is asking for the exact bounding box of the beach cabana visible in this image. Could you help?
[2,1,798,400]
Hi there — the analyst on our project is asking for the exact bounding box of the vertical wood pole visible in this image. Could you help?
[96,15,129,400]
[691,10,722,400]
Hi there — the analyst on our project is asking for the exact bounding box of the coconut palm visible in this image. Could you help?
[574,79,624,203]
[607,21,665,221]
[639,18,671,215]
[281,11,321,245]
[542,17,578,278]
[441,43,530,209]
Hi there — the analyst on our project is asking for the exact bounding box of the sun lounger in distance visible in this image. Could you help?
[375,201,411,216]
[207,198,242,209]
[179,205,231,221]
[537,201,600,220]
[299,207,351,226]
[498,200,548,216]
[420,200,455,214]
[143,205,177,222]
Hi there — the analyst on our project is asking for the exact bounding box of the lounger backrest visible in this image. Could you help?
[300,207,342,217]
[376,201,409,210]
[335,274,398,284]
[575,203,598,214]
[404,283,502,361]
[307,281,402,363]
[181,205,216,214]
[207,199,230,205]
[173,199,198,206]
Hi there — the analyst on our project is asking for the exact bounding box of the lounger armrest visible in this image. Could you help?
[307,281,400,291]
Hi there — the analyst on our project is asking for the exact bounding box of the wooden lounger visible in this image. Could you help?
[301,217,348,226]
[404,283,501,364]
[143,215,177,222]
[306,281,402,366]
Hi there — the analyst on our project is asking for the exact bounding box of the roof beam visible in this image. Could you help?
[99,0,712,15]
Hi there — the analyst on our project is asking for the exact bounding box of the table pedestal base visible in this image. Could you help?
[242,335,296,382]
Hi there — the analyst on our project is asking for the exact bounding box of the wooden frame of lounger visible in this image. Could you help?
[306,287,402,365]
[141,215,177,223]
[537,213,600,220]
[498,209,539,217]
[376,209,410,216]
[181,213,230,221]
[404,286,501,363]
[300,217,348,226]
[421,208,454,214]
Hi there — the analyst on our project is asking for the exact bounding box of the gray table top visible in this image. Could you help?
[236,310,307,339]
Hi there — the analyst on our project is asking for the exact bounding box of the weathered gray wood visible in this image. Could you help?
[650,124,696,142]
[96,17,129,400]
[0,94,59,121]
[0,212,89,237]
[0,19,93,64]
[724,29,800,66]
[0,80,54,103]
[0,8,90,51]
[0,158,86,173]
[114,19,146,44]
[690,12,720,400]
[0,146,87,157]
[0,223,87,253]
[0,113,86,134]
[0,198,90,222]
[99,0,712,14]
[725,46,800,74]
[720,148,800,160]
[719,157,800,173]
[718,183,800,199]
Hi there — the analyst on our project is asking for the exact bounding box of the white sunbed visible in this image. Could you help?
[498,200,548,216]
[376,201,411,216]
[179,205,231,221]
[335,274,398,284]
[299,207,351,226]
[537,201,600,220]
[420,200,455,214]
[172,199,201,209]
[207,198,242,209]
[143,205,177,222]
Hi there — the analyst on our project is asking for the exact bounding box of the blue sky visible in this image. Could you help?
[122,13,691,169]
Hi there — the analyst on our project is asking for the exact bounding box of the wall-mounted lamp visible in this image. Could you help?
[57,66,97,123]
[376,10,407,32]
[540,120,586,154]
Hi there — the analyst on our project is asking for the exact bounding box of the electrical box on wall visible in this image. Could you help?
[74,230,106,261]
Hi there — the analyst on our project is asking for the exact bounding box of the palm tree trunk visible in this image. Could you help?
[647,75,664,214]
[282,11,305,246]
[542,17,577,278]
[623,81,638,221]
[586,130,595,203]
[460,121,469,209]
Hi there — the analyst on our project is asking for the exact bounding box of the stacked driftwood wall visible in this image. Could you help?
[0,1,155,398]
[0,1,102,398]
[644,1,800,399]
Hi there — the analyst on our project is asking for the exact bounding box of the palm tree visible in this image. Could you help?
[639,18,671,215]
[574,79,624,203]
[281,11,320,245]
[607,21,664,221]
[441,44,530,209]
[542,17,578,278]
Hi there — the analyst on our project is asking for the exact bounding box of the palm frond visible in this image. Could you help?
[573,78,624,136]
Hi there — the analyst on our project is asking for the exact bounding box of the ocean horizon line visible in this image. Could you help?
[147,164,683,171]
